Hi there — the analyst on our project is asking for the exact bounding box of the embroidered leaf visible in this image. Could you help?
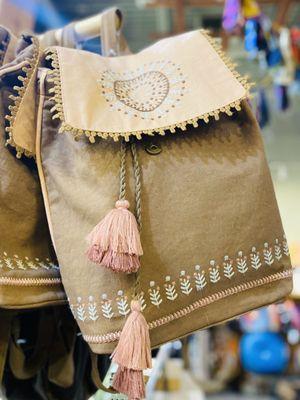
[263,243,274,266]
[194,270,207,290]
[250,247,262,270]
[149,282,163,307]
[209,261,221,283]
[180,277,193,295]
[223,256,234,279]
[77,304,86,322]
[164,280,178,301]
[137,292,147,311]
[117,296,130,317]
[16,259,26,270]
[236,252,248,273]
[282,236,290,257]
[88,297,99,321]
[274,239,282,261]
[4,257,14,269]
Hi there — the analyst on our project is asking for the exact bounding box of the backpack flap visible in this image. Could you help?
[45,29,251,141]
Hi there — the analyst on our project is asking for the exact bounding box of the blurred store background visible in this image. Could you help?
[1,0,299,399]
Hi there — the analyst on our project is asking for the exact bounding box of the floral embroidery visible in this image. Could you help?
[88,296,99,322]
[116,290,130,317]
[263,243,274,266]
[194,265,207,290]
[76,297,87,322]
[164,276,178,300]
[274,239,282,261]
[250,247,262,270]
[209,261,221,283]
[223,256,235,279]
[101,294,114,319]
[0,252,59,271]
[99,61,187,120]
[179,271,193,295]
[149,281,163,307]
[68,236,291,324]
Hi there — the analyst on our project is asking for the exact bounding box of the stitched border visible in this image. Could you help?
[4,37,39,158]
[0,276,62,286]
[44,29,254,143]
[83,269,293,344]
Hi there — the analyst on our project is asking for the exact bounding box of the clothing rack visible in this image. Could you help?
[41,8,122,43]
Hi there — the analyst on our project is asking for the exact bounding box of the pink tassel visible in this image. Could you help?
[86,200,143,273]
[113,368,145,400]
[111,300,151,400]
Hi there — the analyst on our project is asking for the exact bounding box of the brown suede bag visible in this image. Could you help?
[33,29,293,359]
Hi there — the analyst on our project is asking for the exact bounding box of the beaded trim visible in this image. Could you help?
[44,29,253,143]
[0,276,61,286]
[68,236,290,323]
[0,252,59,271]
[4,37,39,158]
[83,269,292,344]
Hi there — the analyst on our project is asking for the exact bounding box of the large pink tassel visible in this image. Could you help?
[86,200,143,273]
[111,300,151,400]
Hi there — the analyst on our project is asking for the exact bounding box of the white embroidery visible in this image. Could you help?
[116,291,130,317]
[194,265,207,290]
[164,276,178,300]
[209,261,221,283]
[263,243,274,266]
[223,256,235,279]
[274,239,282,261]
[76,297,87,322]
[149,281,163,307]
[282,235,290,257]
[88,296,99,321]
[180,271,193,295]
[250,247,262,270]
[14,255,26,270]
[137,292,147,311]
[101,294,114,319]
[0,252,58,271]
[25,257,38,270]
[68,236,290,323]
[236,251,248,274]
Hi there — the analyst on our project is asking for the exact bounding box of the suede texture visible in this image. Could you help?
[0,35,65,308]
[37,70,293,353]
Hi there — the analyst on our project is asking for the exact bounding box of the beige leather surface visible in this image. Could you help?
[49,30,248,136]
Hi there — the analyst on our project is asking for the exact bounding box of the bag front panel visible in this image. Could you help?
[38,86,292,353]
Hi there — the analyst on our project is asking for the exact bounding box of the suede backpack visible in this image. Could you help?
[33,29,292,399]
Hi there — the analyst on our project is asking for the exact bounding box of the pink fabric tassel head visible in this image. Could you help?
[86,200,143,273]
[111,300,151,399]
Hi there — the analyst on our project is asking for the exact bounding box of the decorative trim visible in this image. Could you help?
[44,29,253,143]
[83,269,293,344]
[69,236,291,325]
[0,276,61,286]
[0,252,59,271]
[4,37,39,158]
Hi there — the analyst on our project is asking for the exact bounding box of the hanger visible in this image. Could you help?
[39,8,122,43]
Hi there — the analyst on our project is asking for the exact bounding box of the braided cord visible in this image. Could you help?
[130,140,142,298]
[130,141,142,231]
[119,139,127,200]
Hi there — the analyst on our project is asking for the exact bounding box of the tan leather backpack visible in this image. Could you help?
[33,28,293,398]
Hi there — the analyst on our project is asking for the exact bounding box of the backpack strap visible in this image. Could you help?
[9,310,55,380]
[0,310,13,382]
[90,352,117,394]
[100,7,130,56]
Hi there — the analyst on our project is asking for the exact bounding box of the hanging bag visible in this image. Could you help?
[35,28,292,398]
